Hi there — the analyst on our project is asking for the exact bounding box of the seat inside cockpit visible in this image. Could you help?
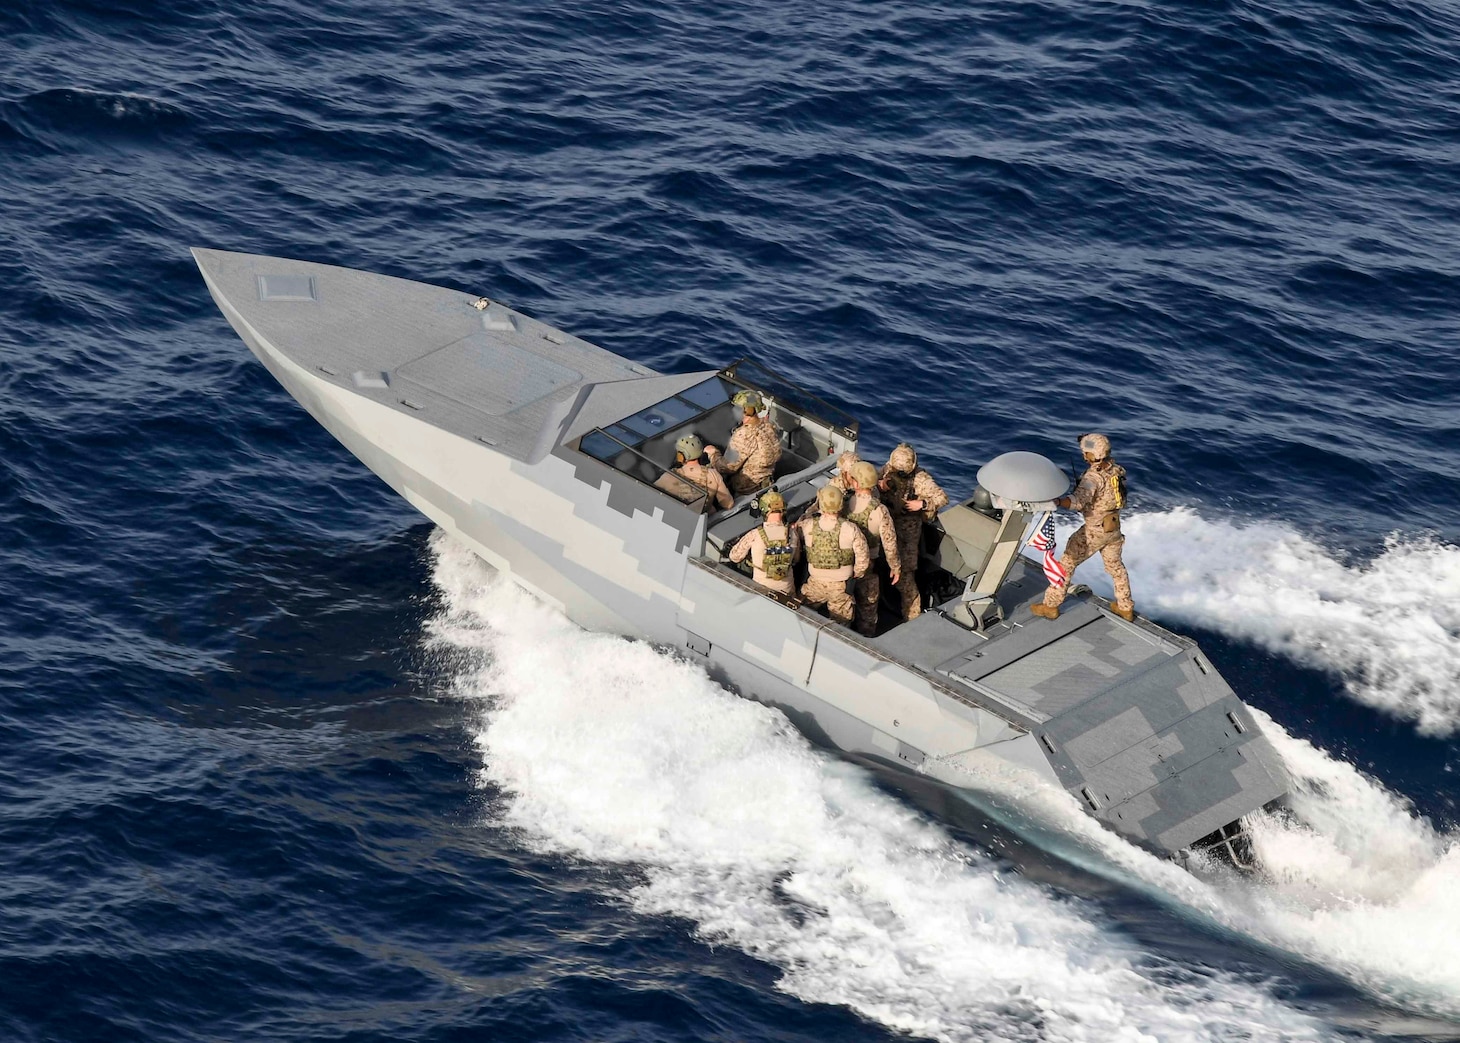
[574,361,858,519]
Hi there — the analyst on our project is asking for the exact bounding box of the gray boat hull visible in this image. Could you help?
[194,247,1288,858]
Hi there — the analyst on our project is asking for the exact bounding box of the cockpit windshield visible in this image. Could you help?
[579,377,729,465]
[575,362,859,516]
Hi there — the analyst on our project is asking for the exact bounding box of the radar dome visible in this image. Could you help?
[975,451,1069,507]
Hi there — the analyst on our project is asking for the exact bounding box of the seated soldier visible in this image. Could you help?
[655,434,733,512]
[728,490,800,595]
[708,390,782,496]
[797,484,869,626]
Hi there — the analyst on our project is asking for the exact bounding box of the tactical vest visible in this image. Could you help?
[848,496,882,554]
[883,470,913,517]
[807,519,855,570]
[758,526,794,581]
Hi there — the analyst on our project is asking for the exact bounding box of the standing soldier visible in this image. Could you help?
[879,443,949,621]
[836,450,861,491]
[728,490,800,595]
[845,461,900,637]
[1030,432,1135,622]
[798,484,868,626]
[709,390,782,496]
[654,434,734,512]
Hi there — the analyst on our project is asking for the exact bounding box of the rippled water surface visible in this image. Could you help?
[4,0,1460,1040]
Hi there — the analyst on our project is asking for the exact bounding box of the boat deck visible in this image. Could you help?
[194,248,662,462]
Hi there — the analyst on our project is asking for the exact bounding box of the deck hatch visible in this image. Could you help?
[971,617,1170,720]
[395,332,581,416]
[257,274,317,301]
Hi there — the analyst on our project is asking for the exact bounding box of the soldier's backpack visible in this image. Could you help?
[759,526,794,581]
[1109,464,1128,510]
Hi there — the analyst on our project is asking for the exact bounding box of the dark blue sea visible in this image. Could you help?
[4,0,1460,1039]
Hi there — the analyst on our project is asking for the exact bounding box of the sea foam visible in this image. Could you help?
[428,532,1325,1042]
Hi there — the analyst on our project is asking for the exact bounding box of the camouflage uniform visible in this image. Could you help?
[881,448,949,621]
[718,420,782,496]
[845,482,899,637]
[1042,459,1133,614]
[798,514,869,625]
[654,461,733,512]
[729,521,800,595]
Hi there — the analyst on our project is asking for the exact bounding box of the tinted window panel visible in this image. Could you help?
[581,431,622,462]
[621,396,701,437]
[677,378,730,411]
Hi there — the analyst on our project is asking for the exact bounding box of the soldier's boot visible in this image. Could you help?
[1112,604,1135,622]
[1029,603,1059,620]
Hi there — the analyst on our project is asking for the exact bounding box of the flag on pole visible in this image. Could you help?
[1030,514,1068,586]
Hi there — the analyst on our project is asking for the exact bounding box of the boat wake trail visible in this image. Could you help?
[956,712,1460,1023]
[1228,721,1460,1020]
[1053,507,1460,735]
[426,533,1324,1043]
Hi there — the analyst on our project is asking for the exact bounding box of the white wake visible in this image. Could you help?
[946,709,1460,1022]
[1049,507,1460,735]
[427,533,1326,1042]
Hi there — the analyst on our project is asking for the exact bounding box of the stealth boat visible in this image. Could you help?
[194,248,1288,861]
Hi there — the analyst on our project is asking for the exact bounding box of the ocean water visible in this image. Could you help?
[3,0,1460,1040]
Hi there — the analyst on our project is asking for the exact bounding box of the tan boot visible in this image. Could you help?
[1029,603,1059,620]
[1112,604,1135,622]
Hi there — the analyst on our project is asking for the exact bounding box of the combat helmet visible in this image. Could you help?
[816,484,845,514]
[758,489,786,514]
[850,461,879,491]
[675,433,705,460]
[732,389,764,414]
[888,443,917,473]
[1078,432,1112,460]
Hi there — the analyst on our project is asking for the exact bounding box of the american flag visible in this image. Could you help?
[1030,514,1068,586]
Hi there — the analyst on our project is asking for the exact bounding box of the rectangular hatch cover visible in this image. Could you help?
[395,332,582,416]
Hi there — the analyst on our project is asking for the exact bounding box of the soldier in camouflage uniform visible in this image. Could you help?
[654,433,734,512]
[1030,432,1135,622]
[836,450,861,491]
[797,484,868,625]
[728,490,800,595]
[709,389,782,496]
[879,443,949,621]
[845,461,900,636]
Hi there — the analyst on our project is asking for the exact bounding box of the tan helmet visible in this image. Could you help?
[888,442,917,473]
[836,450,860,473]
[816,483,845,514]
[675,433,705,460]
[759,489,785,514]
[731,389,764,414]
[1079,432,1112,460]
[850,461,879,490]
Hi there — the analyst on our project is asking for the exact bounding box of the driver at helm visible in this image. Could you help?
[1030,432,1135,623]
[654,433,733,513]
[707,389,782,496]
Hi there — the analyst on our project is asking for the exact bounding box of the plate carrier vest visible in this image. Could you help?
[807,519,855,570]
[848,494,882,554]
